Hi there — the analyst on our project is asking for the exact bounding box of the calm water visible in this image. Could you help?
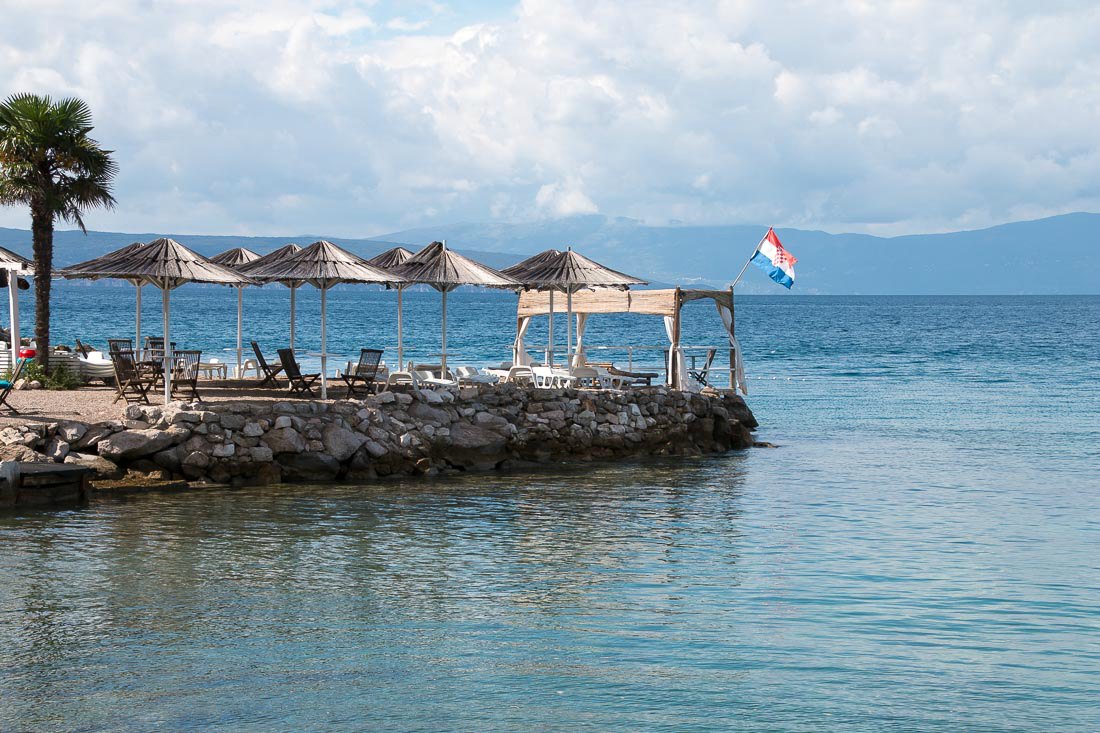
[1,291,1099,731]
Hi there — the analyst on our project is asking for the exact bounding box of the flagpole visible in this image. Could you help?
[730,230,770,289]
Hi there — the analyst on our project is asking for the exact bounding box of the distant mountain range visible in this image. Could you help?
[1,212,1096,294]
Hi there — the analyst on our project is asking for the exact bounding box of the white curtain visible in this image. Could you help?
[662,315,688,388]
[571,313,589,368]
[513,317,532,365]
[716,303,748,395]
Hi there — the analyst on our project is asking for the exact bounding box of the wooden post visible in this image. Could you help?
[729,285,735,389]
[671,286,682,389]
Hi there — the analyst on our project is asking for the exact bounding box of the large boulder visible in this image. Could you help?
[98,427,189,462]
[447,422,509,470]
[71,421,122,452]
[408,401,451,426]
[261,427,307,455]
[277,452,340,481]
[321,424,366,462]
[0,444,51,463]
[64,452,124,479]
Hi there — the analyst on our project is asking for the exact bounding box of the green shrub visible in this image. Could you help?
[2,359,85,390]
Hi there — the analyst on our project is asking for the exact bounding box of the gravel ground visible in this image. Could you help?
[0,382,358,427]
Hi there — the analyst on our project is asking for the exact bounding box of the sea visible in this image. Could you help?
[1,284,1098,732]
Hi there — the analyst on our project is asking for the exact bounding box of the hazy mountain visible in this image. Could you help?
[379,212,1100,295]
[1,212,1096,294]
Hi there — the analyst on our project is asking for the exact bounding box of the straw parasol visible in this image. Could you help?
[247,240,403,399]
[238,243,303,349]
[210,247,261,377]
[366,246,415,368]
[62,241,148,353]
[63,237,255,403]
[503,249,561,365]
[0,246,32,367]
[505,247,646,367]
[388,240,518,374]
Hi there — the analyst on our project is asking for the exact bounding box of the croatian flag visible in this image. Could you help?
[750,228,797,289]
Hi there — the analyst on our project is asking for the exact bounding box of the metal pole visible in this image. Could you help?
[135,282,142,354]
[236,286,243,378]
[397,285,404,369]
[730,234,767,289]
[441,287,448,376]
[7,266,19,369]
[320,285,328,400]
[162,284,171,404]
[566,288,573,370]
[289,284,296,350]
[547,290,554,367]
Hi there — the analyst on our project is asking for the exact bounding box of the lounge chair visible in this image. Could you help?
[277,348,320,397]
[569,366,600,388]
[110,350,153,404]
[384,371,417,389]
[251,341,284,387]
[455,366,497,385]
[171,350,202,400]
[504,365,534,385]
[413,369,458,388]
[341,348,383,398]
[0,357,27,414]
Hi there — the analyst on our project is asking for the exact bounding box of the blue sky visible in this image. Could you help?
[2,1,1098,238]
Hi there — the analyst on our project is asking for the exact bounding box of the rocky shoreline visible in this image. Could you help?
[0,384,757,492]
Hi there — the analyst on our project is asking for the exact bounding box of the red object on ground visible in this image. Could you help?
[18,348,36,359]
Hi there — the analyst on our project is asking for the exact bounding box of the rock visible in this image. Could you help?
[26,380,42,390]
[321,424,366,461]
[250,446,273,462]
[45,438,70,462]
[394,392,413,405]
[182,450,211,468]
[0,427,23,445]
[242,421,265,437]
[98,428,189,462]
[262,427,306,455]
[57,421,88,443]
[448,422,508,470]
[376,391,396,404]
[0,444,50,463]
[221,413,247,430]
[409,402,450,426]
[71,422,120,451]
[422,389,444,404]
[170,410,201,424]
[363,440,387,458]
[273,415,293,429]
[277,452,340,481]
[64,452,124,479]
[212,443,235,458]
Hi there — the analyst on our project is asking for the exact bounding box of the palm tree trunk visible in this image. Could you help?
[30,204,53,373]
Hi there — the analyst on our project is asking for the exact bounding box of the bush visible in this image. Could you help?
[2,359,85,390]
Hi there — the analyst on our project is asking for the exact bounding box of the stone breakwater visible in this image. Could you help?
[0,385,758,486]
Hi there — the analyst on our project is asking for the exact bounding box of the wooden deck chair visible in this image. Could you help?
[171,350,202,401]
[341,348,383,398]
[251,341,284,387]
[107,338,133,356]
[110,350,151,404]
[0,357,27,414]
[277,348,320,397]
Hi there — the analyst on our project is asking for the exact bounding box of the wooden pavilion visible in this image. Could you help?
[515,287,747,394]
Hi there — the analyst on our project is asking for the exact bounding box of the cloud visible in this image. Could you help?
[0,0,1098,237]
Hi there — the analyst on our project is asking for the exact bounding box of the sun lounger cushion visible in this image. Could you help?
[0,381,10,388]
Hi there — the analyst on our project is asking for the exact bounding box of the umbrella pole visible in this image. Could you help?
[397,285,404,370]
[547,291,554,367]
[162,285,171,404]
[566,289,573,370]
[289,284,296,350]
[441,287,448,376]
[320,285,328,400]
[236,286,243,378]
[7,266,19,369]
[135,283,142,354]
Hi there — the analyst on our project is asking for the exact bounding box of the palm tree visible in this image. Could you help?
[0,93,117,371]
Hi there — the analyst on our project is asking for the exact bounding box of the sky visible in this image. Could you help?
[1,0,1098,238]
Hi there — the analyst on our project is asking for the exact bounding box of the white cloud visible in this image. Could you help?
[0,0,1098,237]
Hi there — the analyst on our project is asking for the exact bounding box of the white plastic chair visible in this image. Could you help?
[505,365,535,385]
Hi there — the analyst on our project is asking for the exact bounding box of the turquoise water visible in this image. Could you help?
[1,291,1099,731]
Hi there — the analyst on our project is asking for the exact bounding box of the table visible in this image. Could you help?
[197,362,228,380]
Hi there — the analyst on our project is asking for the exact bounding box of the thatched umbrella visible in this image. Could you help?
[210,247,261,377]
[366,246,414,369]
[238,243,303,349]
[247,240,402,399]
[506,247,646,368]
[388,241,518,374]
[61,241,147,352]
[503,249,561,365]
[0,246,32,367]
[63,238,255,403]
